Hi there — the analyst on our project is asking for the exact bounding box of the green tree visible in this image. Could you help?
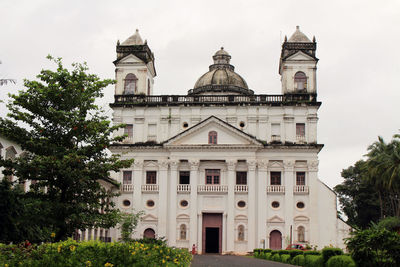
[0,56,132,241]
[334,160,380,228]
[118,210,144,242]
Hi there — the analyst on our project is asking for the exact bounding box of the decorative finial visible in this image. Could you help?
[221,47,224,50]
[117,40,120,46]
[144,39,147,44]
[136,29,139,33]
[284,35,287,42]
[296,25,300,30]
[313,36,316,42]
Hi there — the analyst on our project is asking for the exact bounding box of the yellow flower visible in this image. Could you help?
[69,245,76,252]
[51,232,56,238]
[5,264,9,267]
[85,261,92,267]
[131,251,136,255]
[57,245,62,253]
[162,259,165,263]
[104,263,114,267]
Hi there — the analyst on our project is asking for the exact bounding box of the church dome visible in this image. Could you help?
[121,29,144,45]
[189,48,253,95]
[288,26,312,43]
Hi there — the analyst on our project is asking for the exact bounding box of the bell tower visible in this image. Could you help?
[279,26,318,95]
[114,29,156,96]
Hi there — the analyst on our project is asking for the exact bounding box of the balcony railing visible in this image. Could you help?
[122,184,134,192]
[235,185,248,193]
[296,135,306,144]
[122,136,133,143]
[198,185,228,193]
[294,185,309,194]
[271,135,281,142]
[177,184,191,193]
[141,184,159,193]
[111,93,318,107]
[267,185,285,193]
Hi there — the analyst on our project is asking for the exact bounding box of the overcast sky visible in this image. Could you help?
[1,0,399,189]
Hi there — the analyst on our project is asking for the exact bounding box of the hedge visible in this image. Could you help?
[289,249,304,258]
[303,250,321,256]
[326,255,356,267]
[321,247,344,263]
[272,253,281,262]
[305,255,324,267]
[292,254,305,266]
[281,254,291,263]
[0,239,191,267]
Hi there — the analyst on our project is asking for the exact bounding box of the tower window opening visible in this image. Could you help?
[294,71,307,91]
[208,131,217,144]
[124,73,137,94]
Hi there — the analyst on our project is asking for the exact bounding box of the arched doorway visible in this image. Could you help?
[269,230,282,250]
[143,228,155,239]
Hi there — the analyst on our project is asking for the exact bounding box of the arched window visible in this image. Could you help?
[208,131,217,144]
[297,226,305,242]
[147,79,151,95]
[294,71,307,91]
[143,228,155,239]
[180,224,187,240]
[238,225,245,241]
[124,73,137,95]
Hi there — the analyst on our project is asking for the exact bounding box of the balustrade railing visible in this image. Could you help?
[122,184,134,192]
[296,135,306,144]
[177,184,191,193]
[234,185,248,193]
[267,185,285,193]
[141,184,159,192]
[198,185,228,193]
[271,135,281,142]
[112,93,317,106]
[294,185,309,194]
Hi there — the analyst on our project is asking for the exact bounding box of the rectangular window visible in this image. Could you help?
[146,171,157,184]
[271,124,280,135]
[296,123,305,136]
[236,172,247,185]
[148,124,157,141]
[205,169,220,184]
[124,124,133,138]
[270,172,281,185]
[296,172,306,185]
[179,171,190,184]
[123,171,132,184]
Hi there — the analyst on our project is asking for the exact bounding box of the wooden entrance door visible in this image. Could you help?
[269,230,282,250]
[202,213,222,253]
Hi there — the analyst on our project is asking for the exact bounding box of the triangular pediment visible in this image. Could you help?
[142,214,158,221]
[267,215,285,223]
[286,51,315,61]
[164,116,263,147]
[268,160,283,168]
[118,54,146,64]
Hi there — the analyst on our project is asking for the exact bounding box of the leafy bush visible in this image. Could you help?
[291,254,305,266]
[281,254,291,263]
[303,250,321,256]
[272,253,281,262]
[289,249,304,258]
[304,255,324,267]
[270,250,279,255]
[262,249,272,253]
[265,252,272,260]
[346,226,400,267]
[321,247,343,263]
[326,255,356,267]
[278,249,290,255]
[377,216,400,231]
[0,239,191,266]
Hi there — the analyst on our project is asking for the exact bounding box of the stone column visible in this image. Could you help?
[169,160,179,246]
[189,160,199,252]
[308,160,319,246]
[284,160,295,244]
[257,160,268,248]
[158,160,169,238]
[223,212,227,253]
[226,160,236,252]
[133,159,143,238]
[247,160,257,251]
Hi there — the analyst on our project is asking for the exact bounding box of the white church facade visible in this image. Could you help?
[107,27,351,253]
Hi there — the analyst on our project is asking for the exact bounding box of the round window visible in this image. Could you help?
[296,202,305,209]
[183,122,189,128]
[180,200,189,207]
[122,199,131,207]
[271,201,280,209]
[237,201,246,208]
[146,200,155,207]
[239,121,245,128]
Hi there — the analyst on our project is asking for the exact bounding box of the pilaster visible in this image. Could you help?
[169,160,179,246]
[158,160,169,238]
[133,160,143,224]
[257,160,268,248]
[226,160,236,252]
[284,160,295,243]
[308,159,319,246]
[189,159,199,252]
[247,159,257,251]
